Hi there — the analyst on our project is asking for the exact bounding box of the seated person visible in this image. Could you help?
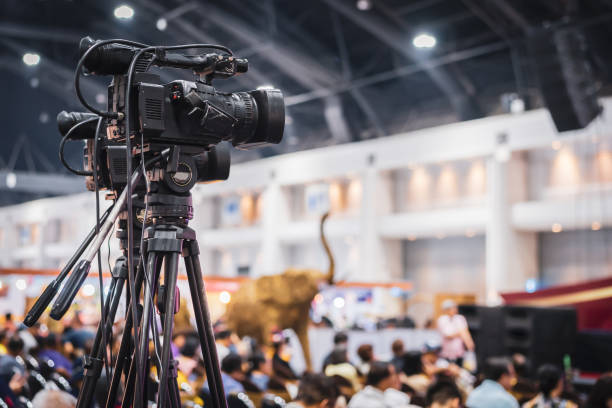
[466,357,519,408]
[400,351,431,396]
[584,372,612,408]
[203,353,260,398]
[286,373,340,408]
[356,344,374,375]
[523,364,577,408]
[32,389,77,408]
[425,380,462,408]
[37,333,72,377]
[348,361,415,408]
[324,349,361,393]
[248,352,270,391]
[269,338,299,393]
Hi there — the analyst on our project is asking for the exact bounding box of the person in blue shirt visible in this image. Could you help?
[466,357,519,408]
[203,353,264,398]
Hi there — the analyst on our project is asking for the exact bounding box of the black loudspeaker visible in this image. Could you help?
[573,330,612,373]
[459,305,504,368]
[530,27,601,132]
[459,305,577,376]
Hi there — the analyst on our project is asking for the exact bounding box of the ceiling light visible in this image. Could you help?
[219,291,231,304]
[413,33,436,49]
[23,53,40,66]
[5,172,16,189]
[156,18,167,31]
[30,78,40,88]
[114,5,134,19]
[510,98,525,114]
[551,223,562,233]
[356,0,372,10]
[591,221,602,231]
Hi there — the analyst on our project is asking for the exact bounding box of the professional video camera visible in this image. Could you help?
[25,37,285,408]
[57,36,284,193]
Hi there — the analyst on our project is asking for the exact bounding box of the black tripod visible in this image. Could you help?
[24,162,229,408]
[86,190,228,408]
[134,191,226,408]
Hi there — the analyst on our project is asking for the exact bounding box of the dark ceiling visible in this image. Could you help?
[1,0,612,205]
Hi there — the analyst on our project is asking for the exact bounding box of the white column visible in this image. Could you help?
[486,153,537,304]
[486,156,511,304]
[257,172,284,276]
[359,160,395,282]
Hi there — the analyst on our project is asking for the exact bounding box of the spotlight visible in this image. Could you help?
[551,223,562,233]
[356,0,372,10]
[591,221,602,231]
[219,291,231,304]
[114,4,134,19]
[23,53,40,66]
[510,98,525,114]
[5,172,16,189]
[413,33,436,49]
[15,279,27,291]
[333,297,345,308]
[156,18,167,31]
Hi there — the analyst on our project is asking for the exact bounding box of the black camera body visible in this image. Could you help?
[59,37,285,195]
[116,73,284,150]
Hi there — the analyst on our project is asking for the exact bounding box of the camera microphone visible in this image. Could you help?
[79,36,148,76]
[57,111,99,139]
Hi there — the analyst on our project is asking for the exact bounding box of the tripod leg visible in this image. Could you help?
[168,359,181,408]
[184,256,222,407]
[106,259,145,408]
[156,252,180,408]
[77,254,131,408]
[134,251,159,408]
[184,240,227,407]
[75,277,118,408]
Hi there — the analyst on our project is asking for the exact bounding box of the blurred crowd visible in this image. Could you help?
[0,302,610,408]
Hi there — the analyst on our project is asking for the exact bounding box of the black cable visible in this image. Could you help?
[124,49,154,408]
[92,117,111,383]
[59,117,99,176]
[138,55,163,370]
[74,39,232,119]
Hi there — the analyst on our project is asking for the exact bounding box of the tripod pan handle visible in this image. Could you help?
[23,282,59,327]
[50,260,91,320]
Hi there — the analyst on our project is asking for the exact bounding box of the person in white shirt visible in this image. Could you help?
[436,300,474,366]
[348,361,418,408]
